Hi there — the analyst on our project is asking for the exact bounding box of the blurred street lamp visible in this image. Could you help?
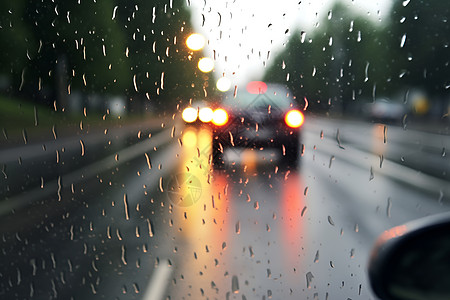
[216,77,231,92]
[198,57,214,73]
[186,33,206,51]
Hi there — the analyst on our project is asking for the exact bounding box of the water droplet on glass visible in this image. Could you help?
[301,206,307,217]
[369,167,374,181]
[402,0,410,7]
[386,197,392,218]
[400,34,407,48]
[300,31,306,43]
[327,216,335,226]
[235,221,240,234]
[314,250,319,263]
[231,275,239,294]
[306,272,314,289]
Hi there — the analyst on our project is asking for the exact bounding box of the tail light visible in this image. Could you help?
[212,108,229,126]
[284,109,304,128]
[182,107,198,123]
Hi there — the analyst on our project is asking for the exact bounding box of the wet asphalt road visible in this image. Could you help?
[0,116,449,300]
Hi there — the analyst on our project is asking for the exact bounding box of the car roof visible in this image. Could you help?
[221,82,294,110]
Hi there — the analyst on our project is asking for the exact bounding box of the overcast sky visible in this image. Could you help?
[187,0,392,87]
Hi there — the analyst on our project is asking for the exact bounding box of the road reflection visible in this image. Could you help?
[166,126,307,298]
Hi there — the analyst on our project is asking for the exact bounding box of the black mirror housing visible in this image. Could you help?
[368,212,450,300]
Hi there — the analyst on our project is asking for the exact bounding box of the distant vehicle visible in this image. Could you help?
[363,98,407,123]
[181,100,215,125]
[210,81,304,168]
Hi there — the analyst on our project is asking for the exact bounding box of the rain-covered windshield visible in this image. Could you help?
[0,0,449,299]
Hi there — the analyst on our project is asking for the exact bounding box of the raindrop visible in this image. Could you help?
[400,34,407,48]
[34,106,38,126]
[386,198,392,217]
[147,219,154,237]
[350,248,355,258]
[222,242,227,250]
[300,31,306,43]
[349,20,354,32]
[328,156,335,168]
[330,261,335,268]
[80,139,85,156]
[112,6,118,20]
[402,0,410,7]
[249,246,254,258]
[235,221,240,234]
[266,224,271,232]
[354,223,359,232]
[312,66,316,77]
[327,10,332,20]
[121,245,127,265]
[231,275,239,294]
[253,201,259,210]
[441,148,446,157]
[301,206,307,217]
[267,268,271,278]
[123,194,130,220]
[327,216,335,226]
[364,62,370,82]
[369,167,374,181]
[306,272,314,289]
[357,30,362,42]
[22,129,28,144]
[314,250,319,263]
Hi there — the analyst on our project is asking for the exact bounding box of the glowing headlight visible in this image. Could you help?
[199,107,214,123]
[182,107,198,123]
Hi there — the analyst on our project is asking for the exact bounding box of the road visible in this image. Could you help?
[0,116,449,300]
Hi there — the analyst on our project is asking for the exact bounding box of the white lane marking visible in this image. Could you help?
[304,130,450,196]
[143,259,173,300]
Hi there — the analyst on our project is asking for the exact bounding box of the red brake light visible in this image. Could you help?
[212,108,229,126]
[246,81,268,94]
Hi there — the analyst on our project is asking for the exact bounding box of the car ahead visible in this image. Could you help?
[363,98,408,124]
[210,81,304,168]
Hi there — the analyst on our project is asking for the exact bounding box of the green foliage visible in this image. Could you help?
[0,0,207,112]
[264,1,449,113]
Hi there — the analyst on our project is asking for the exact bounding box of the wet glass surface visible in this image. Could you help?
[0,0,449,299]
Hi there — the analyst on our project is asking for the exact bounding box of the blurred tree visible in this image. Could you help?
[0,0,208,113]
[114,0,208,112]
[265,1,449,115]
[264,2,391,114]
[389,0,450,107]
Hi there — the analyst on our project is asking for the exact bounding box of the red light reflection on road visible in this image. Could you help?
[280,172,306,273]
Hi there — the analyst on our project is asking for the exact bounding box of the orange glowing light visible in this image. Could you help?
[212,108,229,126]
[285,109,304,128]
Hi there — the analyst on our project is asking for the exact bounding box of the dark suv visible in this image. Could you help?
[211,81,304,169]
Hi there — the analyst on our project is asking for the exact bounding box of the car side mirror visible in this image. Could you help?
[368,212,450,300]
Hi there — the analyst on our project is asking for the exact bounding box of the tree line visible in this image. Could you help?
[264,0,450,116]
[0,0,210,113]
